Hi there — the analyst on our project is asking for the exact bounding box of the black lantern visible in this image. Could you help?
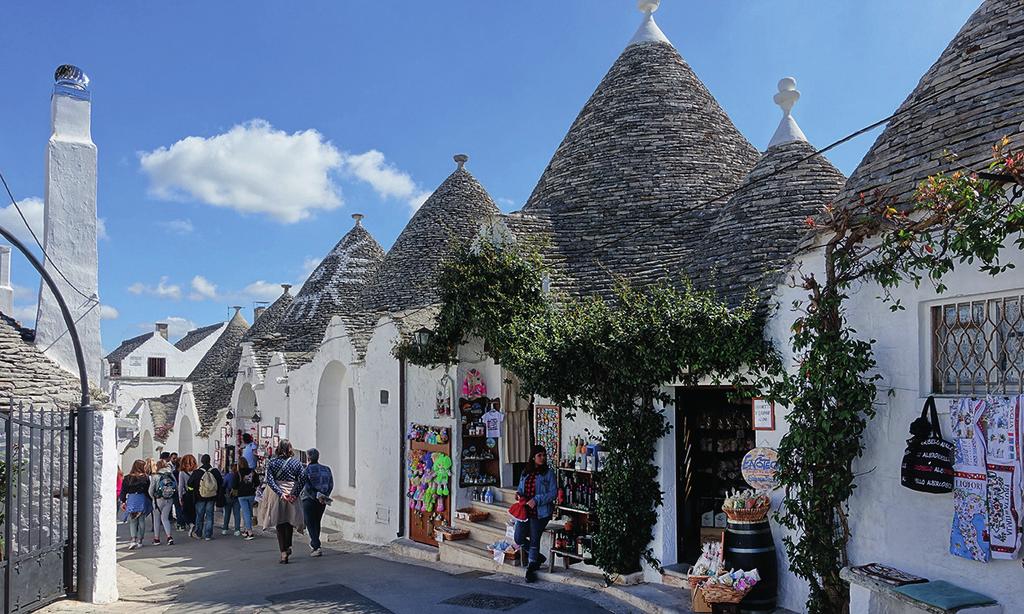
[225,408,235,420]
[413,327,432,349]
[250,396,262,423]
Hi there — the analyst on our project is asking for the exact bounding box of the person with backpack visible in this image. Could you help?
[177,454,198,536]
[236,457,259,540]
[188,454,223,540]
[149,459,177,545]
[221,462,241,536]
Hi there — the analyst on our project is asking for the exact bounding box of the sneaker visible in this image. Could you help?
[525,567,538,584]
[167,537,174,545]
[221,530,228,536]
[153,538,161,545]
[234,531,241,536]
[136,541,143,548]
[203,537,212,541]
[127,543,137,551]
[244,533,255,541]
[310,549,322,557]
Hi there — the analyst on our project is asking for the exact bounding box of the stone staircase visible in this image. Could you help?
[439,487,532,571]
[320,494,356,543]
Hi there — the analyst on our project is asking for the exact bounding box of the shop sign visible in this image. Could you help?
[751,398,775,431]
[742,447,780,490]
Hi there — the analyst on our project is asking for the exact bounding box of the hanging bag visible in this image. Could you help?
[901,396,955,494]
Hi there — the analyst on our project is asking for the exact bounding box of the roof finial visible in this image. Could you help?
[232,305,242,314]
[281,283,292,295]
[454,153,469,170]
[767,76,808,148]
[628,0,670,47]
[351,213,364,226]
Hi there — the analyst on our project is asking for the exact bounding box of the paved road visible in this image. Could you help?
[59,521,626,614]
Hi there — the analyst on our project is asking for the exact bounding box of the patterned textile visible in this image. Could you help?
[983,395,1022,559]
[265,457,303,497]
[949,397,990,562]
[501,370,531,464]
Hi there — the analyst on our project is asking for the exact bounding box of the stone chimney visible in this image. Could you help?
[253,305,266,321]
[34,64,102,384]
[0,245,12,316]
[155,322,169,339]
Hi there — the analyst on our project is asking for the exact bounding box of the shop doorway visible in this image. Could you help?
[675,387,755,563]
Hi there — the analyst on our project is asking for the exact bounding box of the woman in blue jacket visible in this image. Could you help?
[516,445,558,582]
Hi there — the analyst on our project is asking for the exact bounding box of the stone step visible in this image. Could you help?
[454,515,512,544]
[438,537,522,570]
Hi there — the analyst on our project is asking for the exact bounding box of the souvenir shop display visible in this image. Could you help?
[435,374,455,418]
[688,541,724,586]
[459,396,500,487]
[699,568,761,605]
[901,396,955,494]
[461,368,487,398]
[433,524,469,541]
[552,446,600,571]
[948,394,1023,563]
[534,405,561,466]
[721,489,771,522]
[406,423,452,546]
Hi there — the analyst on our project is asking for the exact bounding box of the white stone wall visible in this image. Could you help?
[177,323,226,373]
[116,335,192,378]
[765,242,1024,612]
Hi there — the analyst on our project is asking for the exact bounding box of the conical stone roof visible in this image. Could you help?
[365,159,500,313]
[695,140,846,307]
[187,308,249,432]
[840,0,1024,207]
[258,218,385,369]
[522,21,761,297]
[243,286,294,343]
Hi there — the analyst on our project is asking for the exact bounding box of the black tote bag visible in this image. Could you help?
[900,396,955,494]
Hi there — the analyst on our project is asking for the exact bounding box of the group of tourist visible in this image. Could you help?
[116,434,334,563]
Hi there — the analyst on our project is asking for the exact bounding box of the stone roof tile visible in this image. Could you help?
[186,308,249,433]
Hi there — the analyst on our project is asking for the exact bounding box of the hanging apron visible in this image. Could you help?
[982,395,1022,560]
[949,397,991,562]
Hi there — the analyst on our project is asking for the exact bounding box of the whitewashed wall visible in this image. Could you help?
[765,243,1024,613]
[115,334,191,378]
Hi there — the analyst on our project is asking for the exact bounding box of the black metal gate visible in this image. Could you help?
[1,399,75,613]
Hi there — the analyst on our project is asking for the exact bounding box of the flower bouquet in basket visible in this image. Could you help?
[722,489,771,522]
[700,568,760,604]
[687,541,723,589]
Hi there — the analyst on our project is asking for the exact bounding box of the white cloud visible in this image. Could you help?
[127,276,181,300]
[98,304,119,320]
[97,218,109,240]
[242,280,285,301]
[301,257,322,278]
[0,197,44,246]
[151,316,196,340]
[139,119,344,223]
[189,275,217,301]
[7,303,37,323]
[12,284,35,301]
[159,218,194,235]
[341,150,431,211]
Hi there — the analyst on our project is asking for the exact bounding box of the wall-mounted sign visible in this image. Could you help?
[752,398,775,431]
[742,447,780,490]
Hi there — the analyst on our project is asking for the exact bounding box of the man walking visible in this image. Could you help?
[241,433,258,471]
[294,448,333,557]
[188,454,223,540]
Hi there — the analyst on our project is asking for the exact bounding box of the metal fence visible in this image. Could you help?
[1,399,76,613]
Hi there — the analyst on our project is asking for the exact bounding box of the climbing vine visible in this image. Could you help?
[399,237,780,575]
[774,139,1024,614]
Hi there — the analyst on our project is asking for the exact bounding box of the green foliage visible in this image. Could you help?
[774,140,1024,614]
[399,239,780,574]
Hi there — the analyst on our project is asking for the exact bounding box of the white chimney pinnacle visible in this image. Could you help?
[767,76,809,148]
[628,0,670,47]
[454,154,469,170]
[0,245,12,316]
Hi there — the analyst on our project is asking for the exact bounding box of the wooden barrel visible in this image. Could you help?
[724,519,778,613]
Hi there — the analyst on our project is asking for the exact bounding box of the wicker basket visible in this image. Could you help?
[700,583,751,604]
[723,503,771,522]
[455,507,490,522]
[687,574,710,590]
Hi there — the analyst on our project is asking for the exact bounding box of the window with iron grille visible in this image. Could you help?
[147,356,166,378]
[931,294,1024,395]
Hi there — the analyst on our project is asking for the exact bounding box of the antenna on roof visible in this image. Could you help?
[768,77,808,148]
[454,154,469,170]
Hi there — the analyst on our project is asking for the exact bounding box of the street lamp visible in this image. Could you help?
[251,396,261,423]
[413,327,432,349]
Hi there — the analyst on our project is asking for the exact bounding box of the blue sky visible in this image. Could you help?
[0,1,981,351]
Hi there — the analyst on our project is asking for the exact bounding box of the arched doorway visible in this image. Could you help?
[237,383,257,420]
[179,416,194,456]
[141,430,154,460]
[315,362,346,488]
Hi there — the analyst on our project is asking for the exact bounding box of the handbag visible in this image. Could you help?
[901,396,955,493]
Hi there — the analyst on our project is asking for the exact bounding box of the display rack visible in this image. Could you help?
[458,396,501,488]
[552,466,599,568]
